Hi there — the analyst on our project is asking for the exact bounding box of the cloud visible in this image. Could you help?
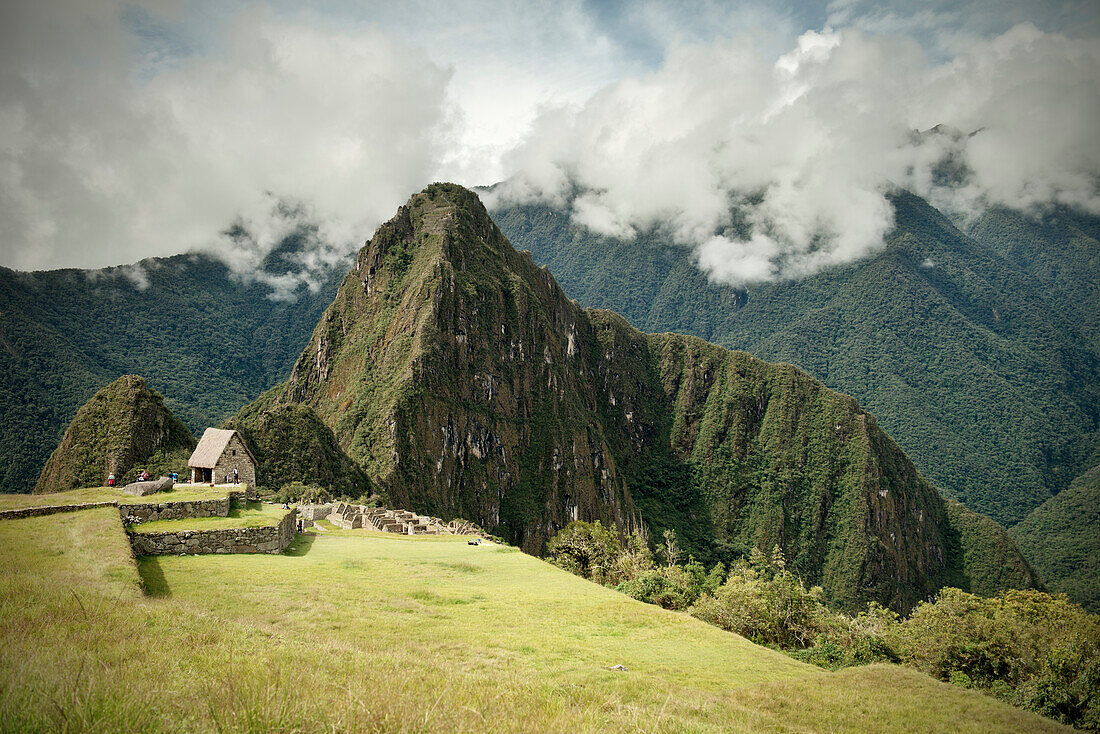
[214,194,353,301]
[491,23,1100,286]
[2,0,1096,293]
[0,1,452,273]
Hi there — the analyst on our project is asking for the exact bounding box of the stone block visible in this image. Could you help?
[121,476,174,496]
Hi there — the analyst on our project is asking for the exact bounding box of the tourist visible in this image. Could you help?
[233,468,239,484]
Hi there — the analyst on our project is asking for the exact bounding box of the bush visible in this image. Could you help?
[274,482,330,505]
[546,521,652,586]
[794,602,900,669]
[891,588,1100,731]
[617,559,725,610]
[690,562,828,648]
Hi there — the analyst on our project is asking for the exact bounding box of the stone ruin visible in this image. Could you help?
[121,476,174,497]
[320,502,484,536]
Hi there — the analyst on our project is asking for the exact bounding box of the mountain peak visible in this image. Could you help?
[35,375,195,493]
[238,185,1038,610]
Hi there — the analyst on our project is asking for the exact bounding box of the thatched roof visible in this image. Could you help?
[188,428,255,468]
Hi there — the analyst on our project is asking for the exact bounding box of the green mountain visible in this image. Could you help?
[0,239,345,492]
[224,403,371,496]
[34,375,195,492]
[1011,459,1100,613]
[238,183,1037,612]
[490,192,1100,529]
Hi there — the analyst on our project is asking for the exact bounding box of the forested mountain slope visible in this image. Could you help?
[1012,459,1100,613]
[0,241,344,491]
[490,191,1100,529]
[34,375,195,493]
[239,183,1038,612]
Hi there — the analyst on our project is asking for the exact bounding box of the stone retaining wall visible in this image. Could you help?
[119,497,230,523]
[129,509,297,556]
[0,502,117,520]
[298,503,332,520]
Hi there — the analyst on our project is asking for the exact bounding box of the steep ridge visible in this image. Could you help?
[251,184,641,551]
[34,375,195,493]
[490,192,1100,528]
[240,183,1038,611]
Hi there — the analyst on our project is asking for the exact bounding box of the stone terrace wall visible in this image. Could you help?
[119,497,230,524]
[0,502,117,520]
[1,490,253,524]
[129,509,297,556]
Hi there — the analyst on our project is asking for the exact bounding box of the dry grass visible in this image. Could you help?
[0,512,1071,733]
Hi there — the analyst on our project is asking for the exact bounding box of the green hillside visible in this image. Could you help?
[240,183,1037,613]
[224,402,371,496]
[34,375,195,493]
[491,192,1100,529]
[0,243,344,492]
[1012,461,1100,613]
[0,509,1069,733]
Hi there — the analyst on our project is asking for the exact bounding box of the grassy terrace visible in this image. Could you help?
[129,501,287,533]
[0,484,232,510]
[0,509,1068,733]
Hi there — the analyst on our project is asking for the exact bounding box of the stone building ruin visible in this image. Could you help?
[188,428,257,485]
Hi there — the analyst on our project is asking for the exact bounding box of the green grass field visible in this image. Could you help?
[129,502,286,533]
[0,510,1070,733]
[0,485,230,509]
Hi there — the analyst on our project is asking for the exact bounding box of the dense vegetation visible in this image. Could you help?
[34,375,195,492]
[491,192,1100,530]
[224,402,372,498]
[1012,461,1100,613]
[548,520,1100,731]
[237,183,1036,613]
[0,237,344,492]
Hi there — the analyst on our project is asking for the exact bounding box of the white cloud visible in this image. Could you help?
[0,1,452,272]
[493,23,1100,286]
[1,0,1096,293]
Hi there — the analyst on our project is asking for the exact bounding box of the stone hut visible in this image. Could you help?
[188,428,257,485]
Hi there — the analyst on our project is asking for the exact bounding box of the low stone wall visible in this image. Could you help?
[119,497,230,524]
[298,503,332,520]
[0,502,117,520]
[129,509,297,556]
[228,489,254,507]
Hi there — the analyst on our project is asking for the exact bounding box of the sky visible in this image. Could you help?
[1,0,1097,289]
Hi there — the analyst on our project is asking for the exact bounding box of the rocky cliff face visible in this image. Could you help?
[273,184,639,551]
[242,183,1037,611]
[35,375,195,493]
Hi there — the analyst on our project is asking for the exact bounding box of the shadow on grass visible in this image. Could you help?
[284,531,318,557]
[137,557,171,597]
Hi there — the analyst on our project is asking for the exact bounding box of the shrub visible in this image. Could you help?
[617,559,725,610]
[891,588,1100,730]
[275,482,330,505]
[546,521,651,586]
[689,556,829,648]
